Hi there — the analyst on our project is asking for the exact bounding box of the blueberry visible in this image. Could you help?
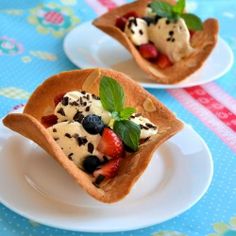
[82,114,104,135]
[82,155,101,174]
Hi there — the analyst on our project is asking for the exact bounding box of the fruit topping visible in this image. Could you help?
[97,127,124,159]
[82,155,101,174]
[156,53,172,69]
[41,114,58,128]
[93,158,121,184]
[139,43,158,60]
[82,114,105,135]
[54,93,66,106]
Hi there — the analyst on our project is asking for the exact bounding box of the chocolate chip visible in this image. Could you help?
[167,37,171,42]
[57,108,65,116]
[53,128,57,133]
[65,133,72,138]
[166,20,170,25]
[70,101,78,106]
[68,153,73,160]
[73,111,84,123]
[87,143,94,154]
[172,38,175,42]
[79,97,83,105]
[83,102,87,106]
[94,175,105,186]
[139,29,143,35]
[85,106,90,112]
[146,123,157,129]
[54,137,59,141]
[81,91,86,94]
[131,29,135,34]
[140,124,148,130]
[77,136,88,146]
[169,31,174,36]
[61,97,69,106]
[92,94,100,100]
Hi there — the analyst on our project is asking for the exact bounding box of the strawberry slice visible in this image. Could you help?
[93,158,121,184]
[97,128,124,159]
[115,11,138,31]
[54,93,66,106]
[41,114,58,128]
[139,43,158,60]
[156,53,172,69]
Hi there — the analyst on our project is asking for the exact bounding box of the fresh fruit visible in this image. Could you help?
[54,93,66,106]
[82,155,101,174]
[139,43,158,60]
[115,11,138,31]
[93,158,121,184]
[41,114,58,128]
[97,128,124,158]
[189,30,195,38]
[82,114,105,135]
[156,53,172,69]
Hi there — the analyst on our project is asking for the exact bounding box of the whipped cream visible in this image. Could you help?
[148,17,194,62]
[124,17,149,46]
[55,91,111,124]
[130,113,158,139]
[48,121,103,167]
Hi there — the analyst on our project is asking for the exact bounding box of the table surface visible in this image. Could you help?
[0,0,236,236]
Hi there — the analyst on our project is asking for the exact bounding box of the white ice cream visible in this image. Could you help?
[55,91,111,124]
[124,17,149,46]
[48,121,103,168]
[148,17,194,62]
[130,113,158,139]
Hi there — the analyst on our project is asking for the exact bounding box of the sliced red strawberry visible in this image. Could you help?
[54,93,66,106]
[41,114,58,128]
[93,158,121,184]
[139,43,158,60]
[115,11,138,31]
[115,16,127,31]
[189,30,195,38]
[156,53,172,69]
[97,128,124,159]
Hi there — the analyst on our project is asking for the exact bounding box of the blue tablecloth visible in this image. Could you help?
[0,0,236,235]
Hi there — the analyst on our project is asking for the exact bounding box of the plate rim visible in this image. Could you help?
[63,20,234,90]
[0,120,213,233]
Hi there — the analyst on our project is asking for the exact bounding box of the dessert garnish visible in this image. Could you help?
[93,1,219,84]
[116,0,203,67]
[41,76,158,185]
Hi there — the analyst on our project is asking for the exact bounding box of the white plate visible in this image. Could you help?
[64,21,233,89]
[0,119,213,232]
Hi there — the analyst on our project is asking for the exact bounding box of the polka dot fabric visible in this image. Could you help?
[0,0,236,235]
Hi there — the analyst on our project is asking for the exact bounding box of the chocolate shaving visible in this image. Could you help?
[77,136,88,146]
[73,111,84,123]
[68,153,73,160]
[87,142,94,154]
[57,108,65,116]
[61,97,69,106]
[65,133,72,138]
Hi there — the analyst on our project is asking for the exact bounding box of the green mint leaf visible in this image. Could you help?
[119,107,136,120]
[99,76,124,112]
[181,13,203,30]
[173,0,185,14]
[150,1,173,19]
[114,120,140,151]
[111,111,120,121]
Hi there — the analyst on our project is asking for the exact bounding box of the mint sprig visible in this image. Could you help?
[100,76,140,151]
[150,0,203,31]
